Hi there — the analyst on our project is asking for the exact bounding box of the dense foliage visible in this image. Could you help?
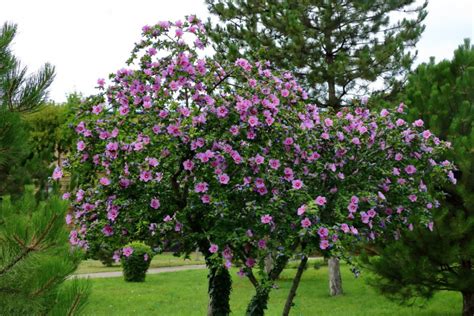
[363,40,474,316]
[206,0,427,107]
[0,187,90,315]
[121,241,154,282]
[60,16,455,315]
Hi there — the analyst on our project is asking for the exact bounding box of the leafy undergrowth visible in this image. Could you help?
[81,264,459,315]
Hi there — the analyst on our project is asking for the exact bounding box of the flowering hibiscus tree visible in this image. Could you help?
[58,16,310,315]
[56,16,455,316]
[234,103,456,315]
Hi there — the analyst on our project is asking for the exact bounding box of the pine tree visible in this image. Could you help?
[363,39,474,316]
[0,22,56,196]
[0,22,55,113]
[206,0,427,108]
[0,187,90,315]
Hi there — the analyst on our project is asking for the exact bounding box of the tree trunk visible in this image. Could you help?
[246,283,271,316]
[245,254,289,315]
[207,264,232,316]
[462,291,474,316]
[328,257,343,296]
[264,253,274,275]
[282,256,308,316]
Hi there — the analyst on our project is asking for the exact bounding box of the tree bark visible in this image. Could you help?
[328,257,343,296]
[462,291,474,316]
[264,253,274,275]
[282,256,308,316]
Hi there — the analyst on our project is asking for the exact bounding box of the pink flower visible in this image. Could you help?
[258,239,267,249]
[283,137,294,145]
[62,192,70,200]
[209,244,219,254]
[292,179,303,190]
[404,165,417,175]
[301,217,312,228]
[102,225,113,236]
[248,116,259,127]
[150,198,160,209]
[422,130,432,139]
[380,109,389,117]
[408,194,418,202]
[350,196,359,204]
[315,196,327,206]
[245,257,256,268]
[297,205,306,216]
[319,240,330,250]
[318,227,329,238]
[340,223,350,233]
[100,177,111,186]
[216,106,228,118]
[107,206,119,221]
[183,159,194,171]
[269,159,280,170]
[281,89,290,97]
[65,214,73,225]
[144,254,149,261]
[123,247,134,257]
[347,203,358,213]
[218,174,230,184]
[194,182,208,193]
[92,104,103,115]
[201,194,211,204]
[254,154,265,165]
[140,170,153,182]
[77,140,86,151]
[413,119,424,127]
[52,167,63,180]
[324,118,333,127]
[119,106,129,116]
[261,214,272,224]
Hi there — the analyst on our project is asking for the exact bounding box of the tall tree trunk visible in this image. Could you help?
[207,264,232,316]
[328,257,343,296]
[197,238,232,316]
[282,256,308,316]
[462,291,474,316]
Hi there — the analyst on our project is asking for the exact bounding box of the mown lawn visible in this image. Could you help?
[81,264,460,315]
[75,252,205,274]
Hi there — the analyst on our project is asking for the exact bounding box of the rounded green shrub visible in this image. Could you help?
[121,241,154,282]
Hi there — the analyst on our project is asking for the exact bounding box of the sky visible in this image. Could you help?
[1,0,473,103]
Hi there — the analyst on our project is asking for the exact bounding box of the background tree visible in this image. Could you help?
[362,39,474,316]
[206,0,427,108]
[0,22,55,196]
[0,187,90,315]
[24,93,80,198]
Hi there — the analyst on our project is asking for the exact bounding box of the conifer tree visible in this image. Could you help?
[363,39,474,316]
[206,0,427,107]
[0,187,90,315]
[0,22,55,196]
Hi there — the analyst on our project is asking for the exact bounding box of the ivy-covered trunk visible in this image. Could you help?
[462,291,474,316]
[246,254,289,315]
[206,263,232,316]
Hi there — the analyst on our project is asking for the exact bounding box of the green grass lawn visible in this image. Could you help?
[81,264,460,315]
[75,252,205,274]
